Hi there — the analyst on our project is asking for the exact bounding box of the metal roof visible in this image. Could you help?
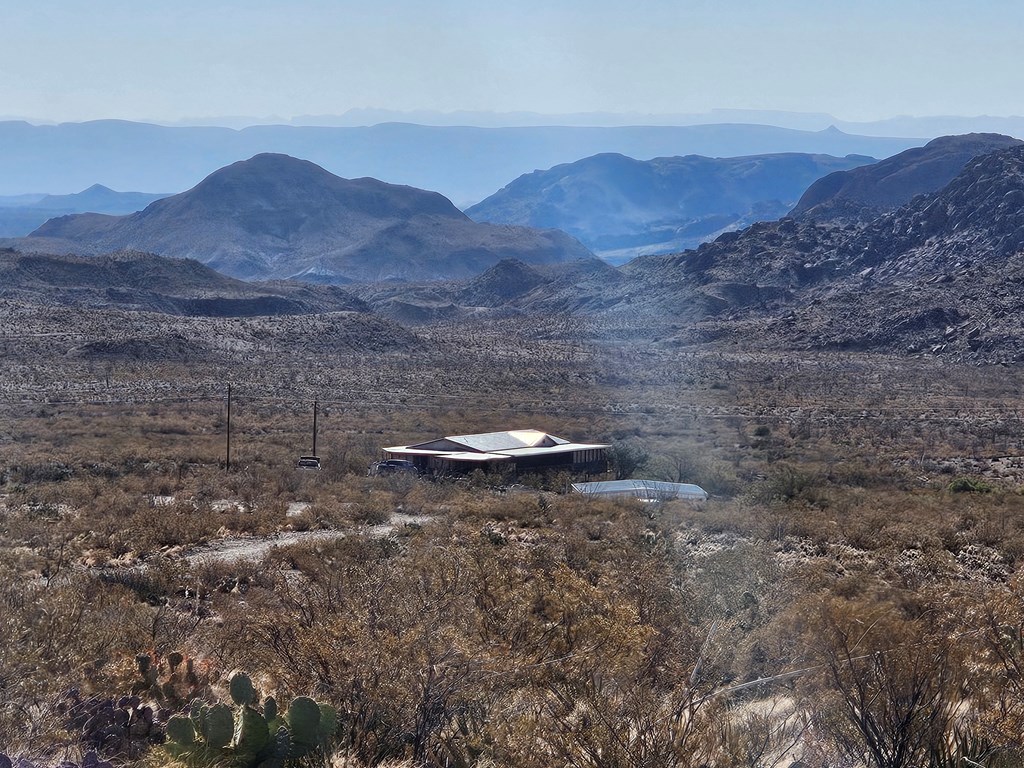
[387,429,604,458]
[430,451,512,462]
[499,442,609,457]
[405,429,565,453]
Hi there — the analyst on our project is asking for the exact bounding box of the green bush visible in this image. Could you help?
[948,477,992,494]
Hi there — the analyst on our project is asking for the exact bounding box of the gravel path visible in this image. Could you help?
[182,513,427,565]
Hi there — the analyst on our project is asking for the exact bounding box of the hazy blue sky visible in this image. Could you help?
[3,0,1022,123]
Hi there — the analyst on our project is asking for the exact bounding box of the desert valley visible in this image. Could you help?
[2,111,1024,768]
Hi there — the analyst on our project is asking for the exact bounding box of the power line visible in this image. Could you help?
[3,390,1024,426]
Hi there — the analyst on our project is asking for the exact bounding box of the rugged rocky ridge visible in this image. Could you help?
[641,142,1024,359]
[790,133,1022,223]
[354,139,1024,361]
[22,154,595,283]
[10,135,1024,363]
[853,143,1024,274]
[0,249,367,316]
[466,151,873,262]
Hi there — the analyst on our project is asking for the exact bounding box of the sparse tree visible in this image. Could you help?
[608,438,650,480]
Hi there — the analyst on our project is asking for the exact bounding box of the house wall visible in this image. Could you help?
[385,447,608,477]
[513,448,608,475]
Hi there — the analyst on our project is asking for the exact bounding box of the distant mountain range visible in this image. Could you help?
[70,108,1024,138]
[348,135,1024,362]
[11,128,1024,362]
[0,184,168,237]
[466,151,874,263]
[15,153,594,282]
[0,120,923,206]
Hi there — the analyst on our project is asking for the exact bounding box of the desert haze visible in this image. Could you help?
[3,122,1024,768]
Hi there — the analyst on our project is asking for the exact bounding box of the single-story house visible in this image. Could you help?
[383,429,608,476]
[571,479,708,502]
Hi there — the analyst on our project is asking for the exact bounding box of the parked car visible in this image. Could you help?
[369,459,418,476]
[296,455,321,470]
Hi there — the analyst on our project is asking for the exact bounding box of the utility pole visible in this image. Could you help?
[225,384,232,472]
[312,399,318,457]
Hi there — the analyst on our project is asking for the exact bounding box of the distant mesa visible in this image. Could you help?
[790,133,1024,222]
[466,151,875,263]
[22,153,596,283]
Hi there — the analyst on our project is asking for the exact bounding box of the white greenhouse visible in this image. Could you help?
[570,479,708,502]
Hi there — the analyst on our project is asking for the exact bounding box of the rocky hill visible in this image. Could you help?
[789,133,1022,223]
[466,151,873,262]
[853,142,1024,271]
[632,142,1024,359]
[354,139,1024,362]
[22,154,595,283]
[0,249,367,316]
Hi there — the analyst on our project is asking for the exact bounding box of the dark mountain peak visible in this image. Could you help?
[577,152,642,168]
[791,132,1023,222]
[176,153,465,222]
[477,257,543,281]
[200,153,335,187]
[20,154,593,282]
[459,258,547,305]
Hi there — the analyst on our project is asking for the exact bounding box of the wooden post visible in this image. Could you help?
[226,384,232,472]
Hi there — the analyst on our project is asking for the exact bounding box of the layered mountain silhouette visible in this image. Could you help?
[790,133,1023,222]
[466,151,874,262]
[0,249,367,316]
[12,131,1024,361]
[23,154,595,282]
[0,184,168,237]
[0,120,923,205]
[24,184,168,213]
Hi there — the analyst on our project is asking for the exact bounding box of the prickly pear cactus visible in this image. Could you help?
[165,714,197,747]
[228,671,256,707]
[201,703,234,749]
[163,672,335,768]
[285,697,320,751]
[263,696,278,725]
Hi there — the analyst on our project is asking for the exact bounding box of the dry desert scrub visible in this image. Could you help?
[4,310,1024,764]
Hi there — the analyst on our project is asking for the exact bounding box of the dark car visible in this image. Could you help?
[369,459,418,476]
